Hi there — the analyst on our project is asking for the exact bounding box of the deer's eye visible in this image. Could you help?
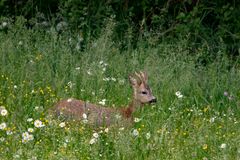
[141,91,147,95]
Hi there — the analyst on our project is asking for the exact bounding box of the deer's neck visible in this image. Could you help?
[120,100,141,119]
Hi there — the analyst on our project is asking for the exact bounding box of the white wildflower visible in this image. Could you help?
[93,133,99,139]
[75,67,80,70]
[82,113,87,119]
[103,77,110,81]
[18,41,23,46]
[224,91,228,96]
[67,81,73,88]
[0,122,7,130]
[99,61,107,66]
[87,70,92,75]
[6,130,13,135]
[134,118,141,123]
[146,132,151,140]
[115,114,122,120]
[34,106,43,111]
[65,137,70,143]
[99,99,106,105]
[175,91,183,98]
[59,122,66,128]
[27,118,33,122]
[22,132,30,140]
[102,67,106,72]
[63,142,67,148]
[67,98,73,102]
[22,139,28,143]
[22,132,34,143]
[28,134,34,141]
[220,143,227,149]
[104,128,109,133]
[210,117,216,123]
[2,22,7,27]
[89,138,97,145]
[119,127,125,131]
[132,129,139,137]
[34,120,45,128]
[82,113,88,123]
[1,108,8,116]
[111,77,116,82]
[28,128,34,133]
[13,85,17,89]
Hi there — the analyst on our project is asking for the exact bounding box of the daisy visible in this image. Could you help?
[22,132,30,140]
[28,128,34,133]
[0,122,7,130]
[1,108,8,116]
[34,120,45,128]
[93,133,99,139]
[175,91,183,98]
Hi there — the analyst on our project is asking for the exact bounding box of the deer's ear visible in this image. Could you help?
[129,75,140,87]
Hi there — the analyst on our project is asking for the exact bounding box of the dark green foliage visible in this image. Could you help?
[0,0,239,62]
[0,0,59,17]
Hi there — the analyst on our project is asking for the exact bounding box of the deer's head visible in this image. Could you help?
[129,71,157,105]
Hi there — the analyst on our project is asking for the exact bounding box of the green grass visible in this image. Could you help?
[0,21,239,160]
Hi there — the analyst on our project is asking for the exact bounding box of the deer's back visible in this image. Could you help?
[54,98,125,126]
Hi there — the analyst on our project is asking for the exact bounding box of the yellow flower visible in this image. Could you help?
[203,107,208,113]
[35,54,43,61]
[202,144,208,150]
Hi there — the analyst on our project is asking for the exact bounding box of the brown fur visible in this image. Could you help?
[52,71,156,126]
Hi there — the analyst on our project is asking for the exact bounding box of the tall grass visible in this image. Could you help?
[0,20,239,160]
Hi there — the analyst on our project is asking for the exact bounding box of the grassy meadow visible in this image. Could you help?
[0,21,240,160]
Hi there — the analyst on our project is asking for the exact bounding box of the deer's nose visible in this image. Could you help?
[149,97,157,103]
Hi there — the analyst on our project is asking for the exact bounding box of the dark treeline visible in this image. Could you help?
[0,0,239,61]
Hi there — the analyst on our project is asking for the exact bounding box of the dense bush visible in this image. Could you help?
[0,0,239,60]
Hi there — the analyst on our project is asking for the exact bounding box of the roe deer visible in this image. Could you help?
[53,71,156,126]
